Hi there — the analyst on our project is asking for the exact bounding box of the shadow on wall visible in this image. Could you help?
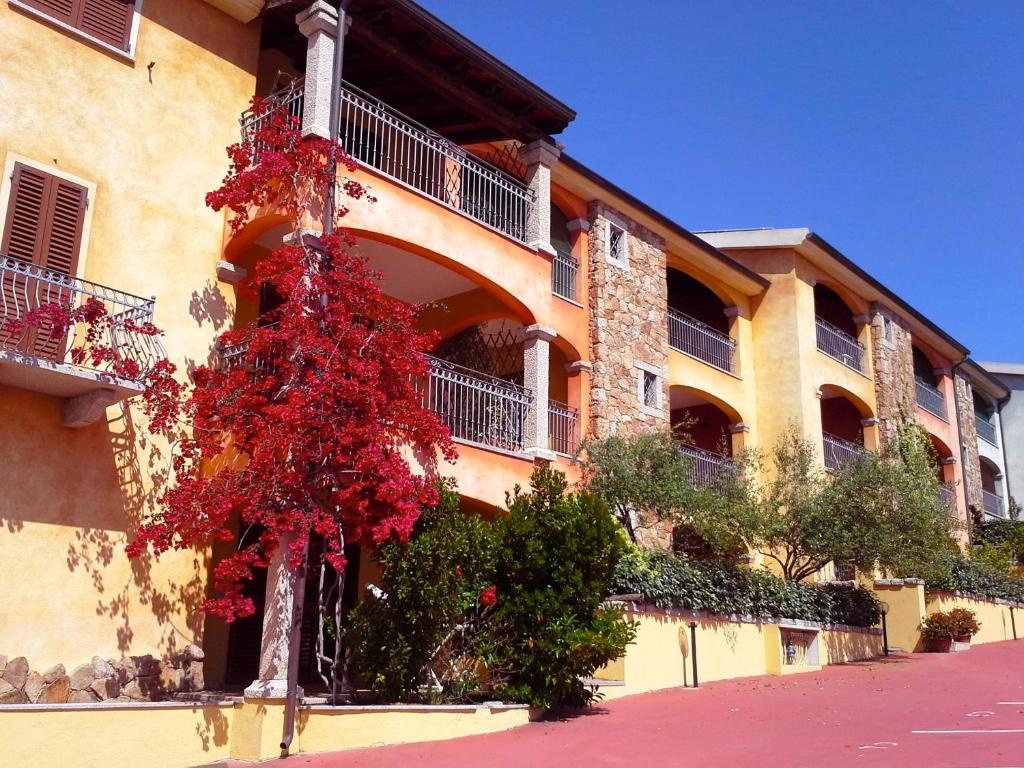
[196,705,232,751]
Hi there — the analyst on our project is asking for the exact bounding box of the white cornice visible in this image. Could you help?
[201,0,264,23]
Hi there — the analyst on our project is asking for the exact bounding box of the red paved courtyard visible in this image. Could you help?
[258,640,1024,767]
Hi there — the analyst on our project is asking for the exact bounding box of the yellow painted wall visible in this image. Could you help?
[870,581,927,652]
[0,0,258,666]
[0,704,234,768]
[926,592,1021,646]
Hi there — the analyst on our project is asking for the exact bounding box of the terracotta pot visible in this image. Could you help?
[954,635,972,644]
[925,637,953,653]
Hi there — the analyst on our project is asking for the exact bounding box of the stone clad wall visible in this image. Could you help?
[954,372,983,515]
[868,303,915,445]
[586,201,670,439]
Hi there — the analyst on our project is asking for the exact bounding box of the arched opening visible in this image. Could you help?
[927,434,957,509]
[913,346,947,418]
[666,268,736,372]
[913,346,938,386]
[979,456,1004,517]
[813,284,857,337]
[973,390,998,445]
[819,387,868,470]
[669,385,740,492]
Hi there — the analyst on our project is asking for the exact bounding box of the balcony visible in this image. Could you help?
[822,432,868,471]
[551,247,579,303]
[0,255,161,426]
[678,444,732,488]
[938,484,955,506]
[975,414,998,446]
[915,379,946,419]
[548,399,579,456]
[815,316,866,373]
[982,489,1005,517]
[242,80,536,246]
[668,308,737,374]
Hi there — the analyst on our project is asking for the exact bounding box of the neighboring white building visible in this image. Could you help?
[978,361,1023,517]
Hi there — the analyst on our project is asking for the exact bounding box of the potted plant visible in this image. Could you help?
[920,612,957,652]
[948,608,981,649]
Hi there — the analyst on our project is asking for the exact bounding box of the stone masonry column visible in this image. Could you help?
[244,531,308,700]
[297,2,341,140]
[519,140,561,256]
[523,324,557,461]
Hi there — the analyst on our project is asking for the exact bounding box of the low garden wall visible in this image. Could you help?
[592,604,882,701]
[925,591,1021,645]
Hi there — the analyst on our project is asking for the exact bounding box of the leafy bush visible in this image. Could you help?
[346,469,635,708]
[921,611,958,640]
[612,549,880,627]
[345,481,496,703]
[948,608,981,638]
[477,468,636,708]
[927,552,1024,603]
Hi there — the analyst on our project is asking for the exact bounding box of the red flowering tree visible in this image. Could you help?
[120,99,455,682]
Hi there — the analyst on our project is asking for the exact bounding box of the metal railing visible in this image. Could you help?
[938,484,955,507]
[418,355,533,453]
[548,399,579,456]
[822,432,867,471]
[915,379,946,419]
[815,316,865,373]
[338,82,535,244]
[982,489,1005,517]
[678,443,732,488]
[975,414,998,445]
[668,308,737,373]
[239,78,306,160]
[0,255,161,380]
[552,247,578,302]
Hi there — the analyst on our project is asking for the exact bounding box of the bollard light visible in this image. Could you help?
[878,601,890,656]
[688,621,699,688]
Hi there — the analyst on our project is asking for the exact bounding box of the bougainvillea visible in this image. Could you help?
[121,94,456,629]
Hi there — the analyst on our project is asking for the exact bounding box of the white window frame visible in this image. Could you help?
[9,0,145,63]
[604,215,629,270]
[636,361,666,418]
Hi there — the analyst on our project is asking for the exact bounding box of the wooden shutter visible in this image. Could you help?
[1,164,87,359]
[18,0,135,52]
[18,0,77,27]
[76,0,135,51]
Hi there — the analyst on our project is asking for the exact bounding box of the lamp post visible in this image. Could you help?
[878,601,890,656]
[688,622,699,688]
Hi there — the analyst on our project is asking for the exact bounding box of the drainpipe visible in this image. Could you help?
[281,0,351,755]
[951,357,971,531]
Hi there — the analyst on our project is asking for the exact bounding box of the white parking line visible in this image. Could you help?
[998,702,1024,705]
[912,729,1024,734]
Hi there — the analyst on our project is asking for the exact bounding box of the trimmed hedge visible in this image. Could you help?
[612,549,881,628]
[927,552,1024,604]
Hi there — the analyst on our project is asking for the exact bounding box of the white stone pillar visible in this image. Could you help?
[297,2,340,140]
[244,532,308,699]
[523,324,557,461]
[519,141,561,256]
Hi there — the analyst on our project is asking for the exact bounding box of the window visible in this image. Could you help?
[642,370,658,408]
[607,221,627,266]
[14,0,138,54]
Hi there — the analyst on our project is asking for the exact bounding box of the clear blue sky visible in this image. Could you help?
[419,0,1024,362]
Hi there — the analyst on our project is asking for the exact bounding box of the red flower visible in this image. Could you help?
[479,585,497,607]
[454,566,463,579]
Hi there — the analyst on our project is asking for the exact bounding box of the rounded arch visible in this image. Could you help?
[550,186,587,221]
[669,384,744,425]
[979,455,1001,493]
[550,202,573,256]
[666,257,742,308]
[666,267,732,335]
[223,211,293,263]
[818,384,874,419]
[928,432,954,460]
[812,279,868,317]
[913,345,940,385]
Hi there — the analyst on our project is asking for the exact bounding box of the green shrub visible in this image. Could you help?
[345,469,635,708]
[612,548,880,627]
[921,611,958,640]
[927,551,1024,603]
[477,468,636,708]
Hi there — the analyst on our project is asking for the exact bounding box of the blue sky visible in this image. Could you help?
[419,0,1024,361]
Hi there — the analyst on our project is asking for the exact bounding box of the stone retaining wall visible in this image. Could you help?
[0,645,204,705]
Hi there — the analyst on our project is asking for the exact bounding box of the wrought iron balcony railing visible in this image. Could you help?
[678,443,732,488]
[938,484,955,506]
[815,316,866,373]
[975,414,998,446]
[338,83,535,244]
[548,399,579,456]
[239,78,306,161]
[982,489,1005,517]
[668,308,737,374]
[552,247,578,302]
[418,355,533,453]
[822,431,867,471]
[0,255,161,381]
[915,379,946,419]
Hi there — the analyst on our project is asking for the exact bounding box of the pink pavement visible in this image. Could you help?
[256,641,1024,768]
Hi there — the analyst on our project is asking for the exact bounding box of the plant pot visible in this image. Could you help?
[925,637,953,653]
[953,636,972,652]
[954,635,972,644]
